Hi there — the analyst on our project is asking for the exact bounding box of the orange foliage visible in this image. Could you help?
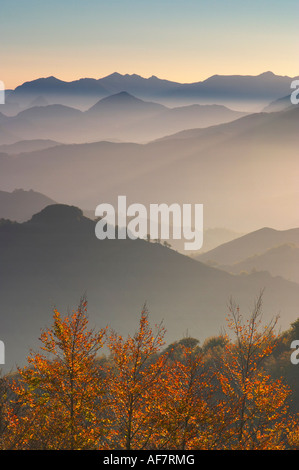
[10,297,107,449]
[106,307,168,450]
[2,293,296,450]
[214,294,293,449]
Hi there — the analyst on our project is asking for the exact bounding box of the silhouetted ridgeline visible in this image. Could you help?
[0,204,299,372]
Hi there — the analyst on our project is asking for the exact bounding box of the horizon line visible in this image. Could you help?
[4,70,299,91]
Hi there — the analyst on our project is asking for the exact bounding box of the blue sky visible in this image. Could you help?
[0,0,298,88]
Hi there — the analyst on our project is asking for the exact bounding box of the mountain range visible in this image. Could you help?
[220,243,299,285]
[196,227,299,265]
[0,189,243,253]
[3,71,298,114]
[1,204,298,373]
[0,105,297,234]
[0,139,60,155]
[195,227,299,284]
[0,91,247,144]
[1,71,298,374]
[0,189,56,222]
[263,94,294,112]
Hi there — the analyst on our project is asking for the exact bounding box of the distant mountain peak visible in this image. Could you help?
[14,76,67,93]
[109,91,136,98]
[258,71,275,77]
[28,204,86,226]
[87,91,147,113]
[44,75,60,81]
[27,95,49,107]
[125,73,141,78]
[106,72,124,78]
[29,76,63,84]
[100,91,140,102]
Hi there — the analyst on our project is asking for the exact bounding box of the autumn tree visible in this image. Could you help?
[11,297,107,449]
[152,338,217,450]
[0,373,9,449]
[0,372,17,449]
[106,307,168,450]
[214,293,293,449]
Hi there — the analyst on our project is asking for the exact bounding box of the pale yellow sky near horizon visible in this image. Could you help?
[3,65,298,91]
[1,0,298,89]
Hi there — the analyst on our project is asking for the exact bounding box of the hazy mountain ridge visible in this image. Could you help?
[0,188,57,222]
[0,186,243,253]
[218,243,299,285]
[263,94,294,112]
[4,71,298,111]
[195,227,299,283]
[0,105,297,233]
[0,92,247,144]
[1,204,299,373]
[191,228,244,255]
[0,139,61,155]
[196,227,299,263]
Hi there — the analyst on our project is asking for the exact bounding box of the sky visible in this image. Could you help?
[0,0,298,89]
